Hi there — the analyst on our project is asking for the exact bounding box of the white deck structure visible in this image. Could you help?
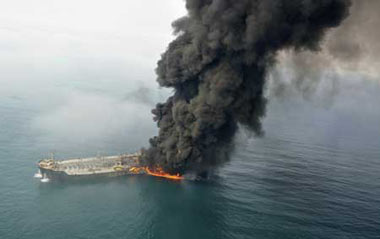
[38,152,142,177]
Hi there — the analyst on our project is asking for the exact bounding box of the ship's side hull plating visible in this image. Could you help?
[39,167,143,181]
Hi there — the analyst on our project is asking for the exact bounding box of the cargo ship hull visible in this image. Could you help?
[38,168,141,180]
[36,153,145,181]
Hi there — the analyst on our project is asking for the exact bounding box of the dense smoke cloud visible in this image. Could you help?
[327,0,380,74]
[142,0,352,174]
[270,0,380,100]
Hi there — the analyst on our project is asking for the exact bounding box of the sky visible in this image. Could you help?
[0,0,186,92]
[1,0,379,97]
[0,0,186,153]
[0,0,378,154]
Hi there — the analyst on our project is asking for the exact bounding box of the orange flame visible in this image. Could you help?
[145,167,184,180]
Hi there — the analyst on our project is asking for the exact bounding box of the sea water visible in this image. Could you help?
[0,79,379,239]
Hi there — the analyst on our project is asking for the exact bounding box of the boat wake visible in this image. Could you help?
[40,177,50,183]
[33,170,43,179]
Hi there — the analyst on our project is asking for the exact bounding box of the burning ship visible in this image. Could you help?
[34,152,183,182]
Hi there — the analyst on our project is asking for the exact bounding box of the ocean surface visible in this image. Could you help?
[0,78,380,239]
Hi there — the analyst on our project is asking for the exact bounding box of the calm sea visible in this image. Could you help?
[0,79,379,239]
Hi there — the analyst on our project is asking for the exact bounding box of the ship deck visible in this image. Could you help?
[38,153,143,176]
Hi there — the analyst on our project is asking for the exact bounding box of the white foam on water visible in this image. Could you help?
[40,178,50,183]
[34,173,43,179]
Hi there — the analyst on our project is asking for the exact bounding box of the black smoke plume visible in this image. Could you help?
[269,0,380,102]
[142,0,352,174]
